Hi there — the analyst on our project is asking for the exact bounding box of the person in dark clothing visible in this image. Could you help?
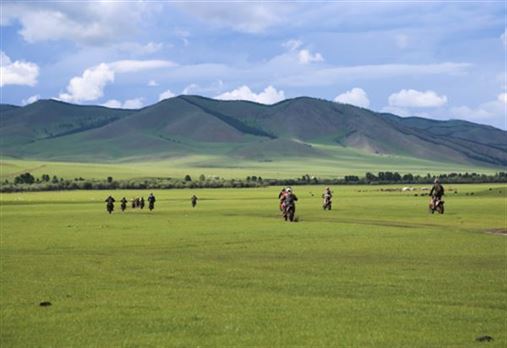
[322,187,332,210]
[429,178,444,200]
[120,197,128,212]
[105,196,115,214]
[140,197,145,209]
[283,188,298,222]
[191,195,198,208]
[429,178,445,213]
[147,193,156,211]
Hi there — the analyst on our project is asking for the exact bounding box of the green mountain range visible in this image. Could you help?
[1,96,506,167]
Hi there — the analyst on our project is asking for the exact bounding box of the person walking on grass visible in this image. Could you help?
[148,193,156,211]
[191,195,198,208]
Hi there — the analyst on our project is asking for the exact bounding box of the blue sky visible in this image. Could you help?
[1,1,506,129]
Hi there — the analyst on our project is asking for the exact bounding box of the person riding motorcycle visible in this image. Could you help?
[120,197,128,212]
[283,188,298,222]
[105,195,115,214]
[429,178,445,213]
[322,187,332,210]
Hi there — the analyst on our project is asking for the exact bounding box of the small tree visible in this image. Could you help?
[184,174,192,182]
[365,172,376,181]
[107,176,113,183]
[199,174,206,181]
[14,172,35,184]
[402,173,414,181]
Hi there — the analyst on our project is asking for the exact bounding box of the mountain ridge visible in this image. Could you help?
[1,95,505,167]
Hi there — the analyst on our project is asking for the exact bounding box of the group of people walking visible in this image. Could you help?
[105,193,199,214]
[105,193,156,214]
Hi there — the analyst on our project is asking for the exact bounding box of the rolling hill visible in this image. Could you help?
[0,96,505,168]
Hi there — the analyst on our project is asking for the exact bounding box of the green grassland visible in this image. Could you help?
[0,151,498,181]
[1,184,505,347]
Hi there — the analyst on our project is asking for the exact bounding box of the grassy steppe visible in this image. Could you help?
[0,154,498,181]
[1,185,505,347]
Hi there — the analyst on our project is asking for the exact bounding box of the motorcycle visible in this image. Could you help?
[429,197,445,214]
[322,196,332,210]
[284,204,296,222]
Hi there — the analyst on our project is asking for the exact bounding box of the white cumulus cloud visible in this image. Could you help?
[3,2,152,45]
[182,83,199,95]
[449,100,506,129]
[380,106,411,117]
[109,59,175,73]
[282,39,303,51]
[159,89,176,101]
[449,93,506,129]
[388,89,447,108]
[102,99,122,108]
[58,59,175,103]
[281,40,323,65]
[148,80,159,87]
[59,63,115,102]
[123,98,143,109]
[0,51,39,87]
[102,98,143,109]
[215,85,285,104]
[21,94,40,105]
[115,41,164,55]
[298,49,324,64]
[450,105,492,120]
[334,88,370,108]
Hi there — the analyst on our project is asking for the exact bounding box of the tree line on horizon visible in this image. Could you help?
[1,171,506,192]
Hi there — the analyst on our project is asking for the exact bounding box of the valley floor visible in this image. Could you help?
[1,184,505,347]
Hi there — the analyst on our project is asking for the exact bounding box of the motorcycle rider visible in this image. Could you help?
[283,188,298,222]
[322,187,332,210]
[105,195,115,214]
[429,178,444,211]
[120,197,128,212]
